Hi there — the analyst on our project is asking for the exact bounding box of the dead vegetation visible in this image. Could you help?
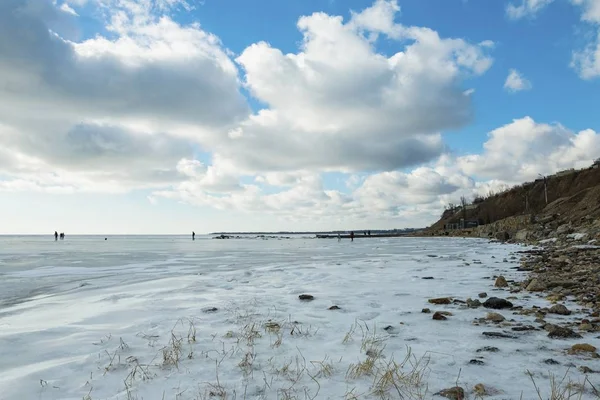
[88,302,600,400]
[430,164,600,230]
[526,369,600,400]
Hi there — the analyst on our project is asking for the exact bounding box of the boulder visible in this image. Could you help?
[486,312,506,323]
[495,231,510,241]
[557,224,573,235]
[515,230,529,241]
[569,343,597,354]
[549,304,571,315]
[421,308,432,313]
[526,279,547,292]
[483,297,514,309]
[482,331,516,339]
[428,297,452,305]
[478,292,488,298]
[299,294,315,301]
[435,387,465,400]
[547,326,582,339]
[467,298,482,308]
[433,312,448,320]
[494,276,508,288]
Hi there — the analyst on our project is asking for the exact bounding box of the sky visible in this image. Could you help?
[0,0,599,234]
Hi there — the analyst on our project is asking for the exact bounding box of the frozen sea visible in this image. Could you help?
[0,235,598,399]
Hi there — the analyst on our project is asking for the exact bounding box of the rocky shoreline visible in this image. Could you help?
[424,219,600,398]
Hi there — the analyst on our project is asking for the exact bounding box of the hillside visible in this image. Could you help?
[428,162,600,233]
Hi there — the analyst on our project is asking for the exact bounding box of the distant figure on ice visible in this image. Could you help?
[350,231,354,241]
[337,233,341,242]
[192,231,195,241]
[59,233,64,240]
[54,231,58,241]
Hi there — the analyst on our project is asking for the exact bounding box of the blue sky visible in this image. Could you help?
[0,0,599,233]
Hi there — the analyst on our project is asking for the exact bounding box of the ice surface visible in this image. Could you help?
[0,235,598,399]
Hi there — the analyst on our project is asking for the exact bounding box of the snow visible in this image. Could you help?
[0,235,599,399]
[567,233,587,241]
[538,238,557,244]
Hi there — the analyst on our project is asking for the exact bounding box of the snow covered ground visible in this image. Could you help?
[0,235,598,399]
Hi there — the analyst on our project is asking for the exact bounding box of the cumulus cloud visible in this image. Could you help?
[220,0,493,173]
[503,69,532,92]
[506,0,554,19]
[156,115,600,228]
[0,0,248,191]
[457,116,600,182]
[3,0,596,230]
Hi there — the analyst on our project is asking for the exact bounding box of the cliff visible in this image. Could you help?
[424,162,600,240]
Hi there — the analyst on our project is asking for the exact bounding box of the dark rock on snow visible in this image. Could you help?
[483,297,514,310]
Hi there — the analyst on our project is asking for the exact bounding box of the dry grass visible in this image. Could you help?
[93,303,599,400]
[526,369,598,400]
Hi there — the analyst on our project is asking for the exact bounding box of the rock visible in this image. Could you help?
[512,325,537,332]
[579,323,594,331]
[483,297,514,310]
[557,224,573,235]
[422,308,432,314]
[526,279,547,292]
[486,312,506,323]
[579,366,595,374]
[433,312,448,320]
[569,343,597,354]
[473,384,486,395]
[478,292,488,298]
[515,230,529,241]
[328,305,341,310]
[435,387,465,400]
[422,276,434,280]
[482,331,516,339]
[467,298,482,308]
[546,294,565,302]
[299,294,315,301]
[549,304,571,315]
[548,326,582,339]
[494,276,508,288]
[469,359,485,365]
[202,307,218,313]
[544,359,560,365]
[547,280,577,289]
[476,346,499,353]
[429,297,452,305]
[495,231,510,241]
[383,325,395,332]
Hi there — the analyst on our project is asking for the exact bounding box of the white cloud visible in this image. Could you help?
[3,0,596,231]
[504,69,532,92]
[571,0,600,22]
[155,116,600,228]
[220,0,493,173]
[571,0,600,78]
[506,0,554,20]
[0,0,248,192]
[59,3,78,15]
[457,116,600,182]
